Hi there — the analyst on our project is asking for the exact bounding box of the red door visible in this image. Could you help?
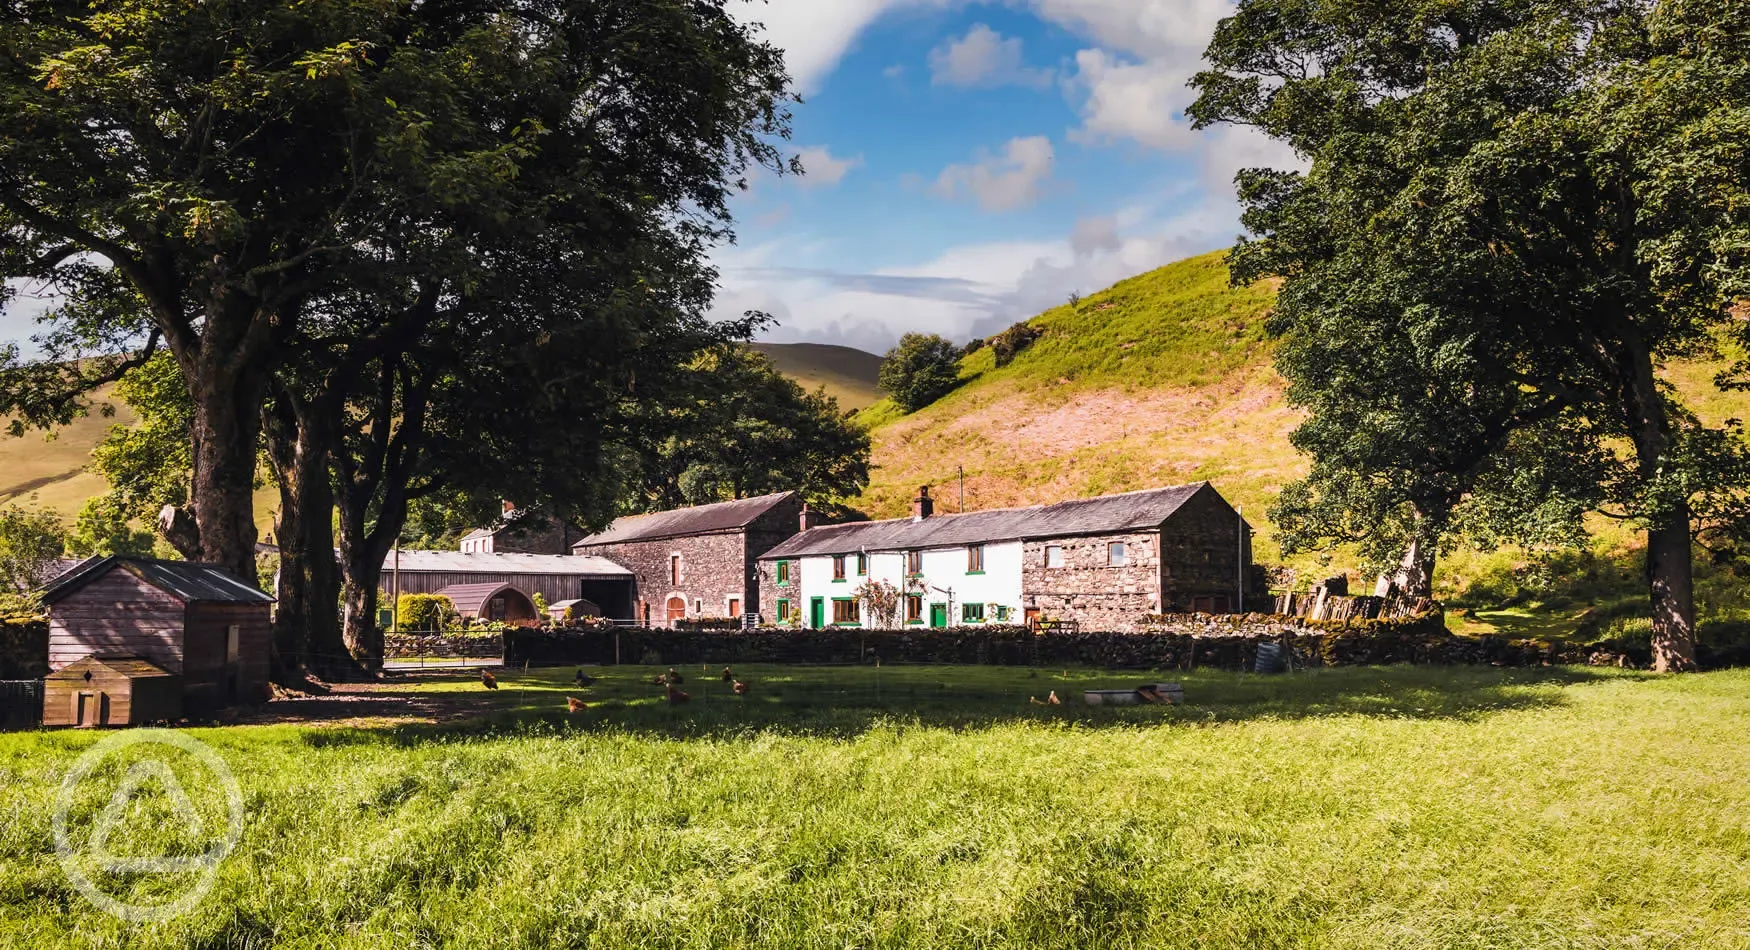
[666,597,686,627]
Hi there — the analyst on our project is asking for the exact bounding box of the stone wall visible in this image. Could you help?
[1021,531,1160,632]
[1159,485,1251,611]
[488,516,582,555]
[384,632,504,659]
[742,494,806,618]
[758,558,797,623]
[576,531,748,627]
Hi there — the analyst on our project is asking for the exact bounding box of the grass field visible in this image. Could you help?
[2,663,1747,948]
[750,342,884,412]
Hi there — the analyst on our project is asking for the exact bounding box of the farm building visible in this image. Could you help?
[380,550,635,620]
[40,556,275,715]
[572,491,807,627]
[43,656,181,727]
[758,483,1252,633]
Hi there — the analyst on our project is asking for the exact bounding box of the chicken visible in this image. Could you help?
[665,683,690,704]
[573,668,596,688]
[651,674,668,686]
[720,667,735,682]
[1028,690,1062,707]
[731,679,750,695]
[666,668,685,685]
[481,669,499,690]
[566,696,588,714]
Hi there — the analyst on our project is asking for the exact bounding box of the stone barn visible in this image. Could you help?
[572,491,807,627]
[40,556,274,716]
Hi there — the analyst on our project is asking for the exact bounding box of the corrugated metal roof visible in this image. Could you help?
[460,527,493,542]
[379,550,631,576]
[573,491,796,547]
[41,556,274,604]
[435,582,530,616]
[761,483,1217,559]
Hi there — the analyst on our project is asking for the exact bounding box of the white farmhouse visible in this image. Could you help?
[757,483,1253,632]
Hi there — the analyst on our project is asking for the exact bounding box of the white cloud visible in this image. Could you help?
[795,146,862,187]
[1070,215,1122,257]
[928,24,1053,89]
[932,136,1057,212]
[1064,48,1201,152]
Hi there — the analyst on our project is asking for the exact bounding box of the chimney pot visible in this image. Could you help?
[502,500,515,516]
[800,503,826,532]
[912,485,934,521]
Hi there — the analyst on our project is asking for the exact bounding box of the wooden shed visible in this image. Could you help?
[40,556,275,717]
[43,656,181,727]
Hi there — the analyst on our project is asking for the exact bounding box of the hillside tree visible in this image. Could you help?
[1191,0,1750,670]
[878,333,962,412]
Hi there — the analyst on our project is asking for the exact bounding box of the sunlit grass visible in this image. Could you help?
[2,664,1747,948]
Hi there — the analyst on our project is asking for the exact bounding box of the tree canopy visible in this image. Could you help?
[878,333,962,413]
[1191,0,1750,670]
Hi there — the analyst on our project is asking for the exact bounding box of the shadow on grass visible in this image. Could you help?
[289,663,1641,749]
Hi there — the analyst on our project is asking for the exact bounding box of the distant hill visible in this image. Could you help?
[0,384,135,516]
[750,342,884,411]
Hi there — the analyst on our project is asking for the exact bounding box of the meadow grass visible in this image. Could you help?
[1,663,1747,948]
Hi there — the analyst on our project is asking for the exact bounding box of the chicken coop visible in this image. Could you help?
[40,555,275,720]
[43,656,181,727]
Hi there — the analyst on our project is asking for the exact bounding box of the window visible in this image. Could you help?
[856,553,868,575]
[670,554,681,586]
[905,594,923,624]
[1045,545,1064,568]
[905,550,923,575]
[777,599,791,622]
[994,605,1011,622]
[1108,541,1128,567]
[832,555,846,581]
[962,603,985,623]
[694,599,702,615]
[777,560,790,585]
[832,598,859,625]
[967,545,985,573]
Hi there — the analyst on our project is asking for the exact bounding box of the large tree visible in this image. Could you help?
[0,0,794,585]
[1192,0,1750,670]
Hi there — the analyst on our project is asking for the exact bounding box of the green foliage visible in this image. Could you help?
[621,346,871,513]
[531,592,548,618]
[878,333,962,412]
[989,321,1042,368]
[0,505,62,594]
[63,496,156,559]
[395,594,456,634]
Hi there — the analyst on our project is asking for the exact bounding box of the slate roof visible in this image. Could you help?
[761,483,1217,559]
[381,550,631,576]
[41,556,275,604]
[572,491,796,547]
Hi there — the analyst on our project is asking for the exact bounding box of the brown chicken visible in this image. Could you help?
[481,669,499,690]
[721,667,735,682]
[566,696,587,714]
[1028,691,1063,706]
[731,679,750,695]
[666,668,685,685]
[666,683,691,704]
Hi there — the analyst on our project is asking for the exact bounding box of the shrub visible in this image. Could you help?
[878,333,961,412]
[396,593,456,633]
[990,321,1043,368]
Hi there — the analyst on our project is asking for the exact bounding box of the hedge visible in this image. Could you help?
[0,618,48,679]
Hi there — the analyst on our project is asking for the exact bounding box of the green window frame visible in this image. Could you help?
[776,599,791,622]
[962,603,985,623]
[777,560,790,585]
[831,597,860,625]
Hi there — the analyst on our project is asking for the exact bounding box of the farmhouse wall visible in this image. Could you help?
[742,494,807,618]
[1022,531,1161,632]
[577,531,747,625]
[1158,486,1252,611]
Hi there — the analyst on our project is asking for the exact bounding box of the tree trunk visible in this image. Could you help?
[339,558,384,672]
[1621,331,1699,673]
[1373,537,1436,600]
[189,368,268,581]
[265,408,350,683]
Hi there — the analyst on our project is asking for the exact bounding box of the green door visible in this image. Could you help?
[810,597,825,630]
[929,603,948,628]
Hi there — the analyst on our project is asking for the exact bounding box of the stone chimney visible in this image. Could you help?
[800,503,828,532]
[501,500,516,516]
[912,486,934,522]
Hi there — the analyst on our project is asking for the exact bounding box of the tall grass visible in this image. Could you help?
[2,664,1747,948]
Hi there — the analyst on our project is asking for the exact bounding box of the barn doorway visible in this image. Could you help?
[666,596,687,627]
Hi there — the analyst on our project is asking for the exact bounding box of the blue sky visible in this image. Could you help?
[1,1,1297,358]
[716,0,1297,353]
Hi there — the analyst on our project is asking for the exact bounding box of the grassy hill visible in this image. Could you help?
[751,341,884,411]
[854,251,1294,547]
[852,250,1750,641]
[0,385,135,515]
